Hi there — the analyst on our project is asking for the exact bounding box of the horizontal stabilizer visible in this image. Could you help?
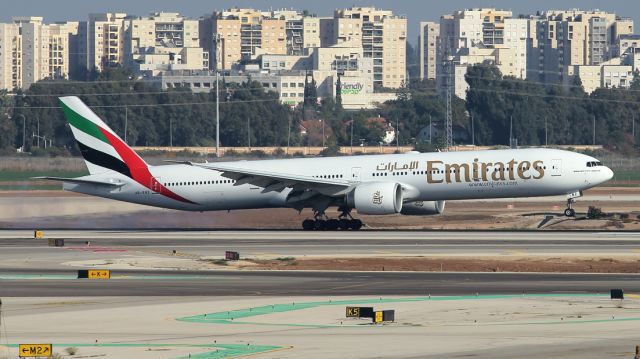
[33,176,126,187]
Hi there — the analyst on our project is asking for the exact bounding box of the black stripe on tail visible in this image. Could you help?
[76,140,132,178]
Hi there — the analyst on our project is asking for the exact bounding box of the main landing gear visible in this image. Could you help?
[302,207,363,231]
[563,191,582,217]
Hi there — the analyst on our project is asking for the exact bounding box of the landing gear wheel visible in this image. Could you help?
[302,219,315,231]
[326,219,339,231]
[350,219,363,230]
[564,208,575,217]
[338,219,351,230]
[314,219,326,231]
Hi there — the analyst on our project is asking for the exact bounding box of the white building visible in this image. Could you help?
[418,21,439,80]
[0,17,78,90]
[437,9,529,99]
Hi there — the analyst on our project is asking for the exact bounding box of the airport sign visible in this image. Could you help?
[374,311,383,323]
[18,344,52,357]
[88,270,110,279]
[346,306,374,318]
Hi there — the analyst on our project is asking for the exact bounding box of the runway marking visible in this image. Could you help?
[504,250,527,256]
[66,246,127,252]
[3,343,285,359]
[325,281,386,292]
[177,293,610,328]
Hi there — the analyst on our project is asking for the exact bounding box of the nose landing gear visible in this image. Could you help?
[564,200,576,217]
[563,191,582,217]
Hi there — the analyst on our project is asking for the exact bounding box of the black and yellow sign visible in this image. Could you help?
[19,344,52,357]
[88,270,110,279]
[346,306,374,318]
[374,311,383,323]
[346,307,360,317]
[33,230,44,239]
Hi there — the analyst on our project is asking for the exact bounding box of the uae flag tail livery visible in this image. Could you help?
[59,96,194,204]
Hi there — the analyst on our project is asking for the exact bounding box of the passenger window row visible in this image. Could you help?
[313,174,344,179]
[163,180,236,187]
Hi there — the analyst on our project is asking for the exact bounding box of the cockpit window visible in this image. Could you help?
[587,161,604,167]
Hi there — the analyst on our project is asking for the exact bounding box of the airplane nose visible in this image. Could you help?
[604,167,614,182]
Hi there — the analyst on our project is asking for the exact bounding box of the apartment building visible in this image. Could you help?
[566,58,633,93]
[0,23,21,89]
[0,17,78,90]
[332,7,407,88]
[617,34,640,71]
[79,13,127,72]
[529,9,634,83]
[200,8,287,71]
[124,12,206,74]
[437,8,528,99]
[418,21,439,80]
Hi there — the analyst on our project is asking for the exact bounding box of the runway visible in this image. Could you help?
[1,269,640,297]
[2,230,640,257]
[3,230,640,359]
[2,230,640,297]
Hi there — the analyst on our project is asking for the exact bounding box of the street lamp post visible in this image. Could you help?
[350,118,354,154]
[16,114,25,152]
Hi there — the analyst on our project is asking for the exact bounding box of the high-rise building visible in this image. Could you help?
[528,9,634,84]
[200,8,287,71]
[199,7,406,88]
[332,7,407,88]
[0,17,78,90]
[79,13,127,72]
[437,8,529,98]
[419,21,439,80]
[0,23,22,90]
[124,12,206,74]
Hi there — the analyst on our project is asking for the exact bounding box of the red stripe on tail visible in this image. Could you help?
[99,128,197,205]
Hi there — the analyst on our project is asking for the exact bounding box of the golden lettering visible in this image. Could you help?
[445,163,471,183]
[517,161,531,180]
[492,162,506,181]
[481,162,492,181]
[532,160,545,179]
[472,158,480,181]
[426,161,443,184]
[507,159,517,180]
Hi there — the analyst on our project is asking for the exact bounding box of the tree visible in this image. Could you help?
[335,73,342,108]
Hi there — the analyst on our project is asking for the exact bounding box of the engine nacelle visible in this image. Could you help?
[346,182,403,215]
[400,200,446,216]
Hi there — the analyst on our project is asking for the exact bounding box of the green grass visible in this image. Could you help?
[610,170,640,182]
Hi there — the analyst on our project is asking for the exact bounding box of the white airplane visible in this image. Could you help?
[39,96,614,230]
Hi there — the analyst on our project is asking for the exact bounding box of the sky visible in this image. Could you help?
[4,0,640,43]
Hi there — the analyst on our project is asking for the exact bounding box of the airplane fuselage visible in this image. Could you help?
[64,148,613,212]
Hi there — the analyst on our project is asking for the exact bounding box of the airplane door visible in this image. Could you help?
[550,159,562,177]
[351,167,361,181]
[150,177,162,193]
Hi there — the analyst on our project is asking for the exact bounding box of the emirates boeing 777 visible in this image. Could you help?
[38,96,614,230]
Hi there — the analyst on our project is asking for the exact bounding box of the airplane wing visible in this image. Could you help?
[33,176,126,187]
[191,162,354,197]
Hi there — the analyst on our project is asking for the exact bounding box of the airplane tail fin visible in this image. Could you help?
[59,96,148,177]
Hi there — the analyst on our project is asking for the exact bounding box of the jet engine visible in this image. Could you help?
[346,182,403,215]
[400,200,446,215]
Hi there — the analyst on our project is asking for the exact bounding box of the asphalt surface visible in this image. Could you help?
[2,269,640,297]
[2,230,640,297]
[2,230,640,256]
